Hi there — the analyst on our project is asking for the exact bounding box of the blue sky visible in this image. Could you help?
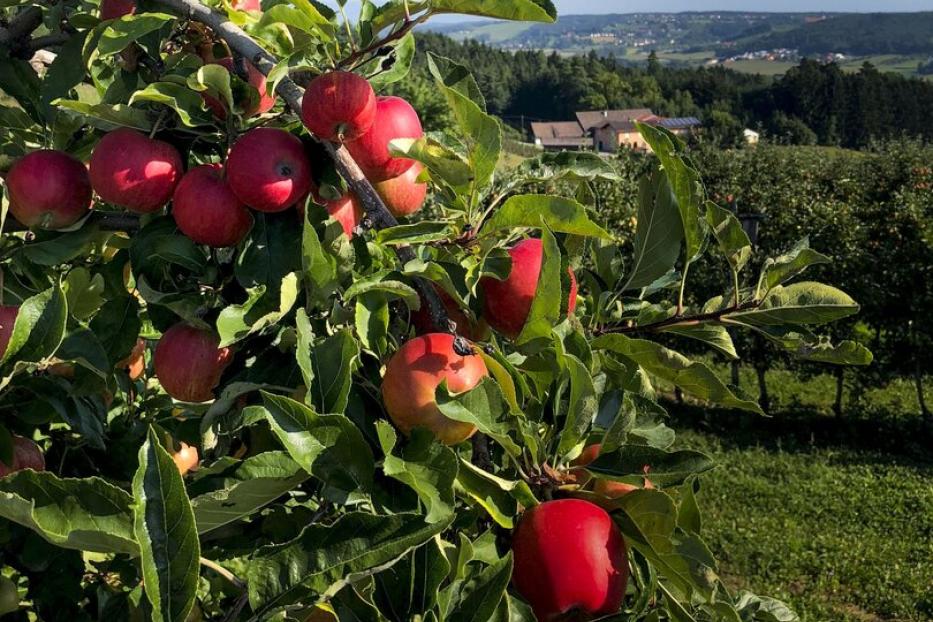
[330,0,933,18]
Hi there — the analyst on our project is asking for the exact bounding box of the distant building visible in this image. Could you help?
[744,128,760,145]
[532,109,701,153]
[530,121,591,151]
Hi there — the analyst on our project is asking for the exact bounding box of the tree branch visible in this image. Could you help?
[150,0,459,342]
[596,301,760,335]
[337,12,431,71]
[5,213,141,234]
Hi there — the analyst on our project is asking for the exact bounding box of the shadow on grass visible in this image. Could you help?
[666,398,933,466]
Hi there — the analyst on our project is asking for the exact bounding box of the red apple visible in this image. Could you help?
[172,442,199,475]
[226,128,312,213]
[154,323,233,403]
[0,305,18,360]
[373,161,427,217]
[100,0,135,20]
[480,238,579,339]
[511,499,628,621]
[410,287,487,342]
[0,436,46,477]
[6,150,92,230]
[381,333,487,445]
[232,0,260,10]
[172,164,253,247]
[202,57,275,119]
[89,128,184,214]
[346,96,423,182]
[301,72,377,143]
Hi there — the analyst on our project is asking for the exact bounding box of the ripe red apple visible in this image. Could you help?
[301,72,377,143]
[480,238,579,339]
[202,57,275,119]
[373,161,427,217]
[89,128,184,214]
[232,0,260,10]
[154,323,233,403]
[346,96,423,182]
[381,333,487,445]
[6,150,93,230]
[100,0,135,20]
[226,128,312,213]
[172,164,253,247]
[0,305,19,360]
[409,287,487,342]
[0,436,46,477]
[172,442,199,475]
[511,499,628,621]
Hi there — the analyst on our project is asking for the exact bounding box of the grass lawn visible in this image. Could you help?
[663,362,933,621]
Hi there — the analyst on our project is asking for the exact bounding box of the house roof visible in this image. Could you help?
[595,116,702,133]
[576,109,655,131]
[531,121,586,140]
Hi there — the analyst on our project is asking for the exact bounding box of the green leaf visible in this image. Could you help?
[662,323,738,360]
[758,238,831,294]
[355,292,390,356]
[63,267,106,321]
[19,223,102,266]
[637,122,707,261]
[738,325,872,366]
[377,424,457,524]
[98,13,176,56]
[344,274,420,309]
[557,354,598,457]
[728,282,859,326]
[435,377,522,458]
[587,445,715,487]
[186,64,234,113]
[367,31,416,88]
[133,428,200,622]
[246,511,454,614]
[54,100,153,131]
[427,54,501,193]
[445,553,513,622]
[301,211,341,305]
[40,33,89,120]
[389,136,473,189]
[130,82,212,127]
[236,213,301,289]
[624,168,684,291]
[705,202,752,272]
[516,228,561,345]
[377,221,455,246]
[0,51,42,122]
[483,194,611,239]
[455,460,536,528]
[190,452,309,534]
[373,537,450,618]
[216,272,300,347]
[430,0,556,22]
[592,334,762,414]
[0,284,67,367]
[89,294,142,365]
[248,392,374,501]
[306,328,358,415]
[0,471,136,555]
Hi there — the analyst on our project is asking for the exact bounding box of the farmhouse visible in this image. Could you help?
[532,109,701,153]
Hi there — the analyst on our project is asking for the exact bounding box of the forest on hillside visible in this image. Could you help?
[396,34,933,149]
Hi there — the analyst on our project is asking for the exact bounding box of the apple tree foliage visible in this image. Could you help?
[0,0,870,620]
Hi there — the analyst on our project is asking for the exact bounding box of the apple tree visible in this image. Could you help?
[0,1,870,620]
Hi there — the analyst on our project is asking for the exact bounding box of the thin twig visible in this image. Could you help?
[338,11,431,70]
[596,301,760,336]
[200,556,245,589]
